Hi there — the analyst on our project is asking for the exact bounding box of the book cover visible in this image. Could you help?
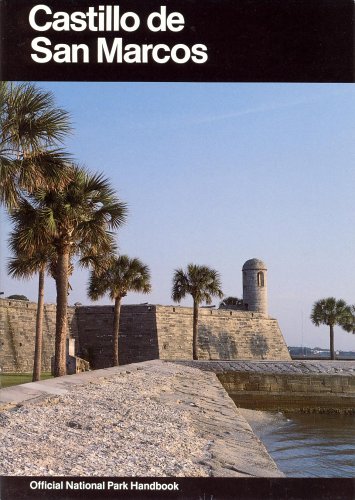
[0,1,354,498]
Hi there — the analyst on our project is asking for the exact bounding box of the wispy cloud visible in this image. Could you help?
[132,86,353,130]
[189,88,352,126]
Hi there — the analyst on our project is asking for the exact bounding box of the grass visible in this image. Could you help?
[0,372,53,389]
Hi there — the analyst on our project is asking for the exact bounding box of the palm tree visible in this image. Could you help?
[172,264,223,360]
[12,165,127,376]
[310,297,353,360]
[8,252,49,381]
[88,255,151,366]
[7,196,61,381]
[341,304,355,336]
[0,81,71,208]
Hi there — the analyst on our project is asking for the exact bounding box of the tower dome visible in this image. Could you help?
[242,258,268,315]
[242,258,267,271]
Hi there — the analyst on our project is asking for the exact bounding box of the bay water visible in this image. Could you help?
[239,409,355,477]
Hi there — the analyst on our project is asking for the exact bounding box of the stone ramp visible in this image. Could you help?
[152,362,283,477]
[0,360,282,477]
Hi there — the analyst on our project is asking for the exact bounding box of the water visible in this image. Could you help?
[241,410,355,477]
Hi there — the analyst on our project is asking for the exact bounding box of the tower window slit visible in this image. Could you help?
[257,272,264,287]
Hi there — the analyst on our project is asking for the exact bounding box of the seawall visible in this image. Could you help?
[176,360,355,413]
[0,360,283,477]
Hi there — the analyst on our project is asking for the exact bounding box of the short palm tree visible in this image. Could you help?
[88,255,151,366]
[310,297,353,360]
[13,165,127,376]
[0,81,71,208]
[172,264,223,360]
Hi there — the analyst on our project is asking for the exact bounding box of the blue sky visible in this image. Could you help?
[1,82,355,350]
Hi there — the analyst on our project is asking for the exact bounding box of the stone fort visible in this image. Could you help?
[0,258,291,372]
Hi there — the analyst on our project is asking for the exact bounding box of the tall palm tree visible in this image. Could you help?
[8,252,49,381]
[8,243,78,381]
[310,297,353,360]
[172,264,223,360]
[0,81,71,208]
[12,165,127,376]
[88,255,151,366]
[7,196,62,381]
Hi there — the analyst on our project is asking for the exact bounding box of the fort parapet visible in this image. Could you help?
[0,299,290,373]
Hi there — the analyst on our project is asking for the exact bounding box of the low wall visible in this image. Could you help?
[219,372,355,413]
[177,360,355,413]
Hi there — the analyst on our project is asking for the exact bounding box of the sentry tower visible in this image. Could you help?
[242,258,268,315]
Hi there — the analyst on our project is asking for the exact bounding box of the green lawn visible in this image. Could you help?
[1,373,53,389]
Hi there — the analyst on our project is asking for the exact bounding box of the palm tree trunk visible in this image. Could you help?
[54,248,70,377]
[113,296,121,366]
[330,324,335,360]
[32,265,45,382]
[193,300,199,360]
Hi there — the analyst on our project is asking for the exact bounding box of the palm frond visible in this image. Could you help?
[7,252,48,280]
[172,264,223,305]
[87,254,151,302]
[311,297,353,327]
[0,82,72,208]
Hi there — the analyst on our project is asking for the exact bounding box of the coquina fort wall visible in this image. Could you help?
[0,299,78,373]
[0,299,290,372]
